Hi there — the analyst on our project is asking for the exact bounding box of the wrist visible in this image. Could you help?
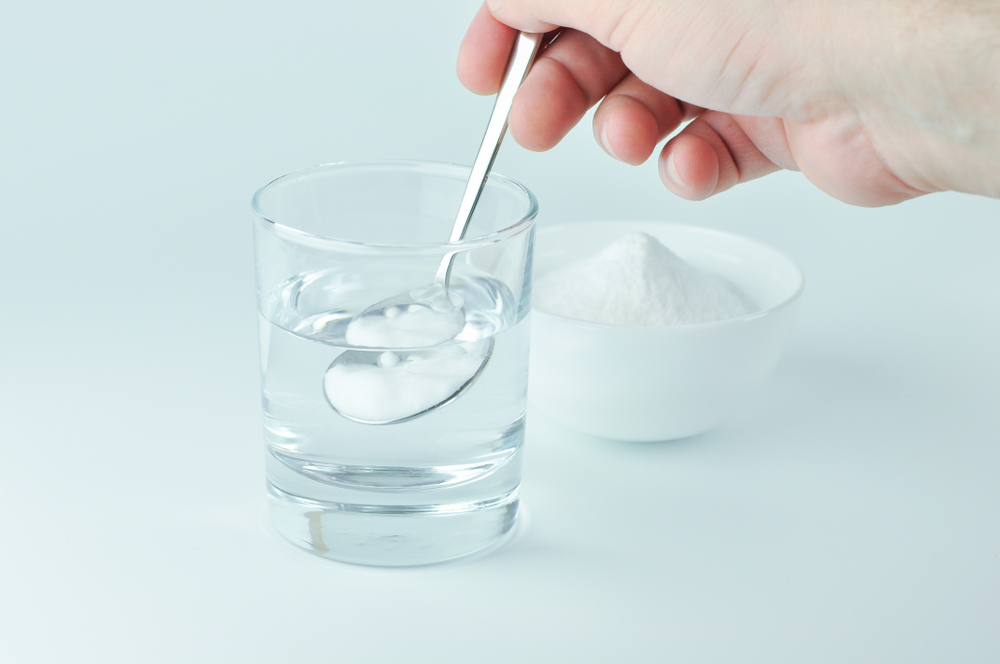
[911,2,1000,197]
[825,0,1000,198]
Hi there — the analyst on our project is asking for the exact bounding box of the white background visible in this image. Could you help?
[2,1,999,662]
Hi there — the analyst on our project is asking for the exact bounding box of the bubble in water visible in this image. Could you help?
[377,351,400,368]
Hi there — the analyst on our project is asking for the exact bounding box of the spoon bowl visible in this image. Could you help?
[324,338,495,425]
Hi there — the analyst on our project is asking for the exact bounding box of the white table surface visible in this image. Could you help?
[3,2,999,662]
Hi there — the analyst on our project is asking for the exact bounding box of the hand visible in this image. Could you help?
[457,1,1000,205]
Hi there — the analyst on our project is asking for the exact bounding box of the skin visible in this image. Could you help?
[456,0,1000,206]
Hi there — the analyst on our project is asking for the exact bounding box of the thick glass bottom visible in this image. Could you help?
[267,483,519,566]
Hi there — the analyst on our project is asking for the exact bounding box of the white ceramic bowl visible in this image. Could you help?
[528,221,804,441]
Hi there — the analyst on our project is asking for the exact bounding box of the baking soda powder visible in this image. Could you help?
[533,232,755,325]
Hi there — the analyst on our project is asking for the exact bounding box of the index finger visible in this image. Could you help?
[457,4,520,95]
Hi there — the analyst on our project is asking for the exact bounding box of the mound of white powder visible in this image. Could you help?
[533,232,756,325]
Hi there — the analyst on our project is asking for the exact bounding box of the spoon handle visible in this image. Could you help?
[436,31,543,286]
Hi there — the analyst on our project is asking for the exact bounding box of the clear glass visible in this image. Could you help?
[251,161,537,565]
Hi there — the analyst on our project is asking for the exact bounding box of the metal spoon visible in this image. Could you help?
[326,31,543,425]
[437,30,544,285]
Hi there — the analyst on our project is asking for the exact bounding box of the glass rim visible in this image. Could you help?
[251,160,538,250]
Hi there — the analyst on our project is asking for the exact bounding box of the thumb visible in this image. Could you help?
[485,0,632,44]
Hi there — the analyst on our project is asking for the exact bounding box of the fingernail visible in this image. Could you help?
[486,0,502,12]
[664,151,686,188]
[599,123,622,162]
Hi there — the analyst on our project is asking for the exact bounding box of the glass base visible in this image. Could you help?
[267,483,519,566]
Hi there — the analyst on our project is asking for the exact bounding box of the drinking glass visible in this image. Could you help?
[251,161,537,565]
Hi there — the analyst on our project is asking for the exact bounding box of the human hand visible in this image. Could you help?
[457,1,1000,205]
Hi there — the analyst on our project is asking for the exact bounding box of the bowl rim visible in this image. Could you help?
[532,220,805,330]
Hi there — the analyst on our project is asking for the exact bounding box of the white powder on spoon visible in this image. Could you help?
[533,232,755,325]
[324,340,491,423]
